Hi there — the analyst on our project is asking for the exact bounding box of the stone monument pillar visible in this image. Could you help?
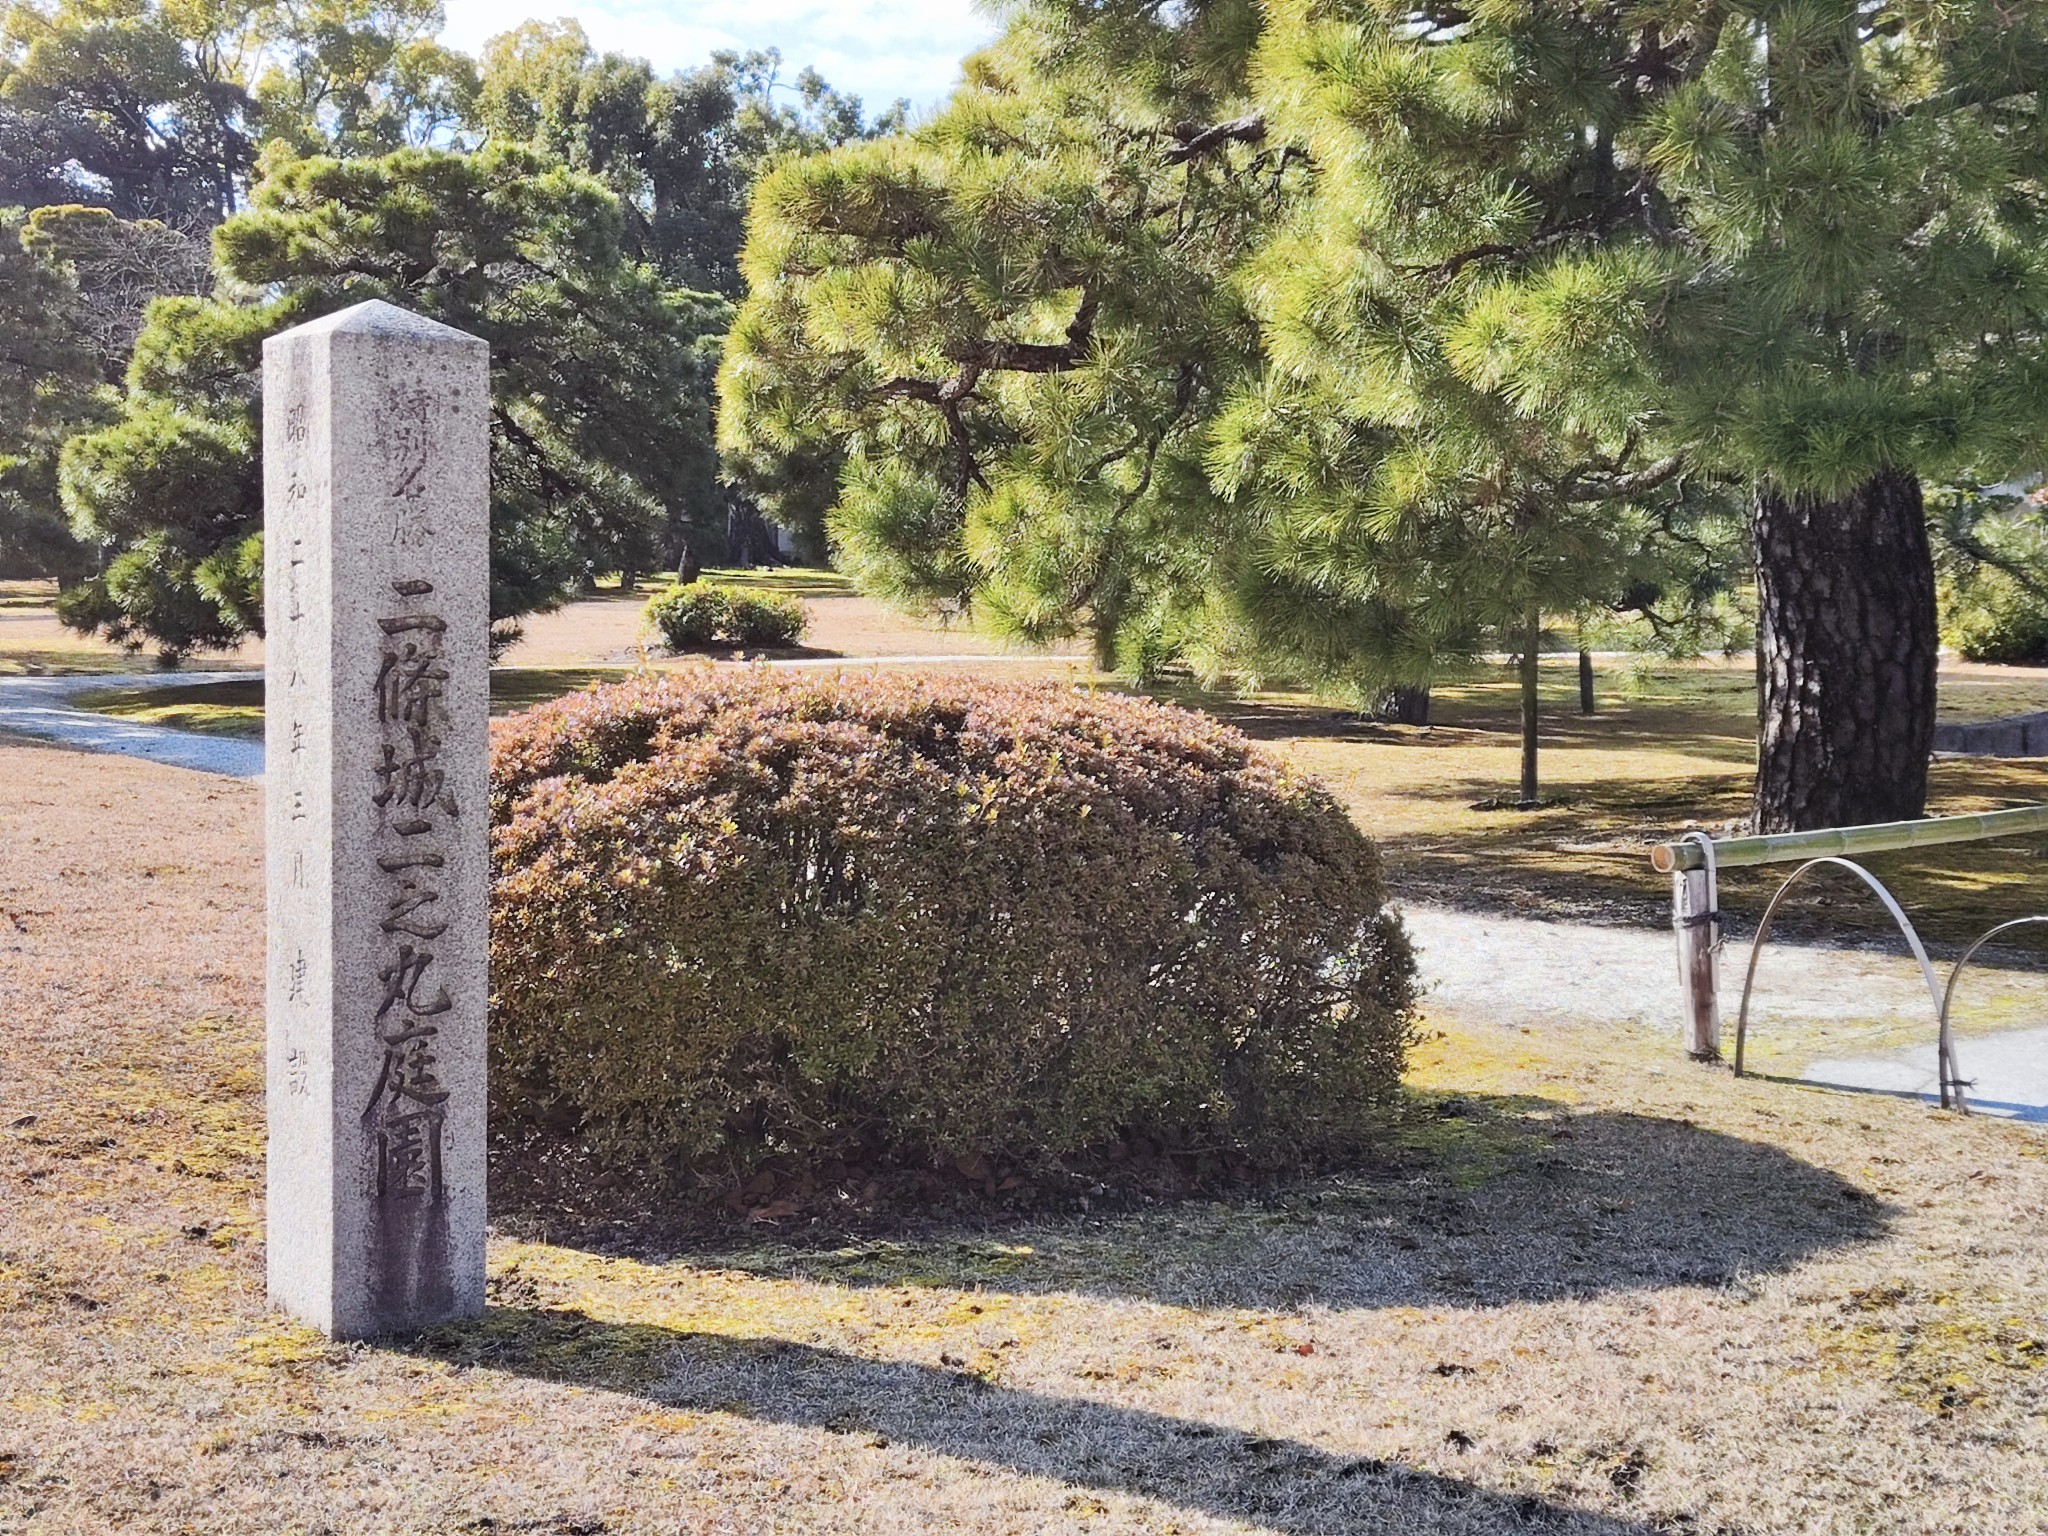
[263,301,490,1339]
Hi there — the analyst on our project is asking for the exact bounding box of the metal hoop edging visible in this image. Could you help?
[1733,856,1965,1112]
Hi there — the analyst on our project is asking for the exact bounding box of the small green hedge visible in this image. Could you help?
[488,671,1416,1190]
[642,581,808,651]
[1942,568,2048,664]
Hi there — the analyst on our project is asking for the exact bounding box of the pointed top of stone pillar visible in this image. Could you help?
[264,298,488,352]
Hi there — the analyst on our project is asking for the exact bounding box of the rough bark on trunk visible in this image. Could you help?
[1518,611,1540,806]
[1753,467,1937,833]
[1369,684,1431,725]
[726,492,785,567]
[1578,648,1595,715]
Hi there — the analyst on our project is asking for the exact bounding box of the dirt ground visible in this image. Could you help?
[25,553,2048,946]
[0,572,1086,675]
[3,737,2047,1535]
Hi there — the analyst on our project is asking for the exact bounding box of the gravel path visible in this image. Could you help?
[1406,905,2048,1121]
[0,672,261,777]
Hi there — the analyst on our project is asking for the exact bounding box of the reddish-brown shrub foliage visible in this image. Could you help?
[489,669,1416,1185]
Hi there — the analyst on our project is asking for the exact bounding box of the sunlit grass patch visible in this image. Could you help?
[70,679,268,736]
[0,648,165,676]
[70,668,638,738]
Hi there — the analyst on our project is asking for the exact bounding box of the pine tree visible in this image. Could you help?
[722,0,1739,797]
[1218,0,1741,798]
[718,0,1290,668]
[57,143,729,658]
[1641,0,2048,829]
[0,209,101,577]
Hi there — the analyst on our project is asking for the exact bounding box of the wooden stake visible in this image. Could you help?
[1673,864,1721,1059]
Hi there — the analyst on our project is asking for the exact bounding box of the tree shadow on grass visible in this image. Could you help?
[1171,688,1759,768]
[414,1306,1661,1535]
[496,1094,1894,1314]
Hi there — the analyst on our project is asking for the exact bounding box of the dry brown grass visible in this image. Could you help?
[1225,661,2048,947]
[4,738,2047,1535]
[0,572,1085,677]
[22,558,2048,946]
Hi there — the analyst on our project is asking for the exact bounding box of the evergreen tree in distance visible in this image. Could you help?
[57,143,728,658]
[0,210,102,578]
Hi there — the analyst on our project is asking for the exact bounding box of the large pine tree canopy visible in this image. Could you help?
[1645,0,2048,494]
[1212,0,1721,693]
[5,0,2048,805]
[722,0,2048,724]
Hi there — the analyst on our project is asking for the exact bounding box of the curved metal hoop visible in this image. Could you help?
[1733,856,1963,1111]
[1938,916,2048,1113]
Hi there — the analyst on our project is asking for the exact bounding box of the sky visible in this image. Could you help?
[439,0,999,116]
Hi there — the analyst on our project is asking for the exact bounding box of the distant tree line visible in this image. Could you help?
[0,0,903,652]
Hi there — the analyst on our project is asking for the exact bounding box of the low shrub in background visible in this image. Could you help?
[1941,566,2048,664]
[488,670,1416,1204]
[642,581,809,651]
[1932,489,2048,664]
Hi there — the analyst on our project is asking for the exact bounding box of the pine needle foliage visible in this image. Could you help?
[718,0,1290,669]
[1639,0,2048,497]
[1213,0,1738,701]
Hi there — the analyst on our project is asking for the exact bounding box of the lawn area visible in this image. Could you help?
[1246,660,2048,947]
[48,635,2048,947]
[2,735,2044,1534]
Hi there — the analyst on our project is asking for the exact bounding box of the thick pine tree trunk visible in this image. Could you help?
[1370,684,1431,725]
[1753,467,1937,833]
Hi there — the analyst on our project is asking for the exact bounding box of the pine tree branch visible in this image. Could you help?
[872,292,1102,498]
[1399,195,1653,281]
[1161,117,1266,165]
[1564,454,1687,502]
[1941,501,2048,603]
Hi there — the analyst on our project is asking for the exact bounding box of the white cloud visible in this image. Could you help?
[439,0,997,112]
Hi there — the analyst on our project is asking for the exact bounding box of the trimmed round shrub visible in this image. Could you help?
[728,589,808,647]
[489,670,1415,1187]
[643,581,809,651]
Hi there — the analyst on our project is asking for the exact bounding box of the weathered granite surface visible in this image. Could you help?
[1933,711,2048,758]
[263,300,490,1339]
